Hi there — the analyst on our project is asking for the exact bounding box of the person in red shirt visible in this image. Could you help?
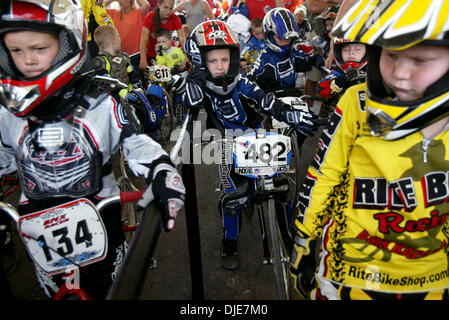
[283,0,301,13]
[139,0,185,70]
[148,0,158,10]
[99,0,150,55]
[240,0,284,21]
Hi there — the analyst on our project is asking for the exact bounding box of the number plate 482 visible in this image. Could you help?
[233,132,292,177]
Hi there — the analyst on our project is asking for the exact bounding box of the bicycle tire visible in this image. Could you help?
[267,198,290,300]
[158,86,175,143]
[119,146,140,192]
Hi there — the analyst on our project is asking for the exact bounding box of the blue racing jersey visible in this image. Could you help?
[247,43,315,93]
[184,74,286,133]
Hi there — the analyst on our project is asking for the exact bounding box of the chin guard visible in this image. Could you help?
[367,106,397,137]
[0,83,42,116]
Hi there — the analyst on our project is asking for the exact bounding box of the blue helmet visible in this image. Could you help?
[263,8,300,54]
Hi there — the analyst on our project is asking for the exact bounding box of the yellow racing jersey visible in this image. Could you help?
[156,47,186,69]
[296,82,449,293]
[81,0,113,42]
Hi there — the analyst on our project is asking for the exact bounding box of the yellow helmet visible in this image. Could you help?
[331,0,449,140]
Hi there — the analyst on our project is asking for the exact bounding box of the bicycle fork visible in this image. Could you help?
[255,177,275,264]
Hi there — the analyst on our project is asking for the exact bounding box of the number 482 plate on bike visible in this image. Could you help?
[18,199,108,275]
[233,132,292,178]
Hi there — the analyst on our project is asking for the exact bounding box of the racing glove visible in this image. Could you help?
[289,225,318,300]
[185,69,206,109]
[283,109,320,136]
[186,68,207,88]
[294,53,325,73]
[330,76,346,94]
[332,68,366,93]
[317,77,333,98]
[137,167,185,231]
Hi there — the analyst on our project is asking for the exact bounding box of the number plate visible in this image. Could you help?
[148,65,172,82]
[233,132,292,178]
[18,199,107,275]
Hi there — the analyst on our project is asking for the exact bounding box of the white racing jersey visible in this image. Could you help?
[0,90,167,203]
[297,83,449,293]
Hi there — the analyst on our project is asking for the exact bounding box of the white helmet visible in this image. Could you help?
[184,20,240,95]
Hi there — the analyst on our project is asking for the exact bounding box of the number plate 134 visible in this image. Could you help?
[18,199,108,275]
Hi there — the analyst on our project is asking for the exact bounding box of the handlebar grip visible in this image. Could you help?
[120,191,145,204]
[320,65,332,75]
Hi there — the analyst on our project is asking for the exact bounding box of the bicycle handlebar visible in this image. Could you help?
[0,201,19,223]
[0,191,146,224]
[319,65,332,75]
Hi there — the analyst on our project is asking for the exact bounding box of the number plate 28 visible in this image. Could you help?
[233,132,292,178]
[18,199,108,275]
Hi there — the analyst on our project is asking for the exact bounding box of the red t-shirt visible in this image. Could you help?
[142,10,182,59]
[284,0,300,13]
[107,8,144,55]
[148,0,158,10]
[246,0,276,20]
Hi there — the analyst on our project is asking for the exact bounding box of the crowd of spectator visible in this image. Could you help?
[84,0,347,102]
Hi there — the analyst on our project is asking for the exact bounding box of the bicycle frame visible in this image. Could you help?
[106,200,163,300]
[146,65,177,141]
[232,131,294,300]
[1,174,21,199]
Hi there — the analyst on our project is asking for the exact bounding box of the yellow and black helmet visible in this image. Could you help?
[332,0,449,140]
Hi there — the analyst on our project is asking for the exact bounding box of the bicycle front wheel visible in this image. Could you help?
[158,86,175,143]
[119,146,143,192]
[267,198,290,300]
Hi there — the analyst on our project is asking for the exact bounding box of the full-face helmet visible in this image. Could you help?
[332,0,449,140]
[313,4,339,37]
[262,7,300,55]
[184,20,240,95]
[0,0,87,117]
[333,38,367,72]
[318,4,339,22]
